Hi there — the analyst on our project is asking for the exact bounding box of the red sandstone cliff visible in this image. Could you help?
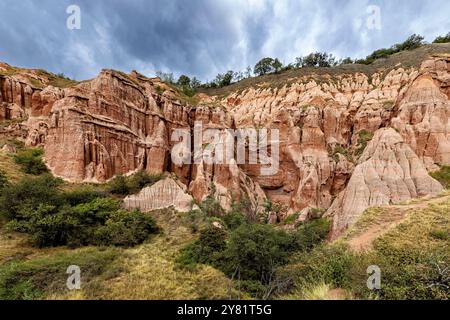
[1,45,449,238]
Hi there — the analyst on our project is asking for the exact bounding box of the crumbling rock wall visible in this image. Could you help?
[1,55,449,232]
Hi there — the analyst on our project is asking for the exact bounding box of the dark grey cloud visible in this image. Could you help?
[0,0,449,81]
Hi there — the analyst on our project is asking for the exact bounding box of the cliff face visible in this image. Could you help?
[1,48,449,238]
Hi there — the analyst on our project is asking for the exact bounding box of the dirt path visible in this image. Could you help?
[348,193,450,253]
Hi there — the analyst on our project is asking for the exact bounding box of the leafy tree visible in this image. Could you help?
[233,71,244,82]
[221,223,293,282]
[394,34,424,51]
[199,194,225,217]
[177,75,191,86]
[155,71,175,84]
[294,57,304,68]
[214,70,234,87]
[272,58,283,73]
[190,77,201,88]
[244,66,253,78]
[13,148,48,175]
[433,32,450,43]
[254,57,275,76]
[340,57,354,65]
[302,52,335,67]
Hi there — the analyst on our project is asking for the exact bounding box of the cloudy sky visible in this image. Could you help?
[0,0,449,81]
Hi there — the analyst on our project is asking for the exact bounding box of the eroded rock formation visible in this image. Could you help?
[124,176,197,213]
[325,128,443,239]
[1,47,449,234]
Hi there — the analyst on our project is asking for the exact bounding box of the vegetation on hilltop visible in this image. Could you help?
[154,33,450,95]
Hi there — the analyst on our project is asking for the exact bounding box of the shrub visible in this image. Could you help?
[0,169,8,190]
[292,218,331,251]
[108,175,129,195]
[286,242,449,300]
[62,187,107,206]
[108,171,163,195]
[287,244,359,290]
[13,148,48,175]
[1,176,158,248]
[355,130,374,157]
[94,209,158,247]
[0,174,63,221]
[176,226,227,269]
[223,211,248,231]
[356,34,425,65]
[220,224,294,282]
[433,32,450,43]
[199,195,225,217]
[127,171,162,193]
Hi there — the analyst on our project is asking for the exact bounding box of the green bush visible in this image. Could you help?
[289,244,359,289]
[94,209,158,247]
[220,224,295,283]
[355,130,374,157]
[13,148,48,175]
[199,195,225,217]
[292,218,331,251]
[0,169,8,190]
[176,226,227,269]
[0,176,158,248]
[286,242,450,300]
[356,34,425,65]
[62,187,107,206]
[108,175,129,195]
[223,210,249,231]
[108,171,163,195]
[177,216,331,298]
[127,171,162,193]
[0,174,64,221]
[433,32,450,43]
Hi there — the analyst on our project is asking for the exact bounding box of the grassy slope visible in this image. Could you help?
[0,207,236,300]
[280,191,450,300]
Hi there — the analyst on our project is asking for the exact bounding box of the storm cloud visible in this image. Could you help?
[0,0,449,81]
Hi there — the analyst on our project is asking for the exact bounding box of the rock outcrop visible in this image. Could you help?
[325,128,443,239]
[123,177,197,213]
[391,56,450,170]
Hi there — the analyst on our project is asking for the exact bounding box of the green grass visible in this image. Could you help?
[430,166,450,189]
[0,247,121,300]
[355,130,374,157]
[280,196,450,300]
[382,101,395,111]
